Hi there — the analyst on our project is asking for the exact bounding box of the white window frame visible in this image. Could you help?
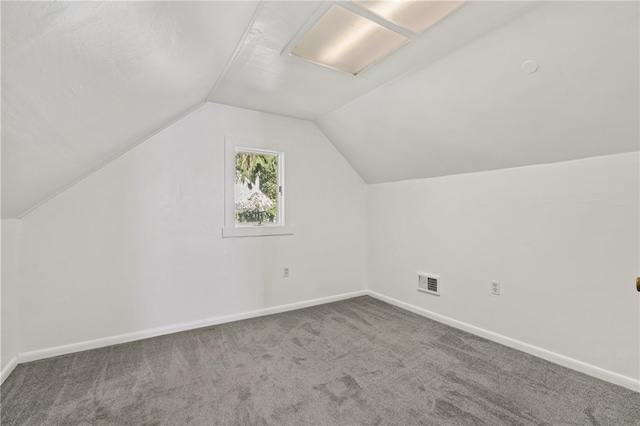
[222,136,294,238]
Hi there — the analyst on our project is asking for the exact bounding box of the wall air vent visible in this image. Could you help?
[418,272,440,296]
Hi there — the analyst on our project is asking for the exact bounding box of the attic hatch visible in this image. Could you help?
[289,1,467,76]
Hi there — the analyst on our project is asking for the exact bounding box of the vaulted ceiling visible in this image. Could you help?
[1,1,259,218]
[2,1,638,218]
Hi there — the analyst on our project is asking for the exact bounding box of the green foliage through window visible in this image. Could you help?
[235,151,279,224]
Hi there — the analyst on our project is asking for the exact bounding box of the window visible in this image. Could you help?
[234,149,281,225]
[223,136,293,238]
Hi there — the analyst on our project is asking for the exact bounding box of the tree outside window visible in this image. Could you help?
[234,151,280,225]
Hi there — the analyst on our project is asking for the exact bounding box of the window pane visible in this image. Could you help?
[235,151,279,225]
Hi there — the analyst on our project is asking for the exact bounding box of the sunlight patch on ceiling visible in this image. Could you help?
[289,1,467,75]
[290,5,408,75]
[353,1,466,35]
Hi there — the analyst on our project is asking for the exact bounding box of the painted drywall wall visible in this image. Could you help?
[368,152,639,381]
[17,103,367,354]
[2,219,21,372]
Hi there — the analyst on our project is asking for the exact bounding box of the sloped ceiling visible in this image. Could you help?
[209,1,535,120]
[317,1,640,183]
[1,1,259,218]
[2,1,638,218]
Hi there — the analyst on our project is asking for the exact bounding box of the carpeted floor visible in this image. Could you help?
[1,296,639,425]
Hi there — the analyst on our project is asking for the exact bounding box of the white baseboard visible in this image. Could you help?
[8,289,639,394]
[366,290,640,393]
[1,356,19,385]
[17,290,368,365]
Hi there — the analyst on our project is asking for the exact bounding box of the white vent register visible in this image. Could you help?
[418,272,440,296]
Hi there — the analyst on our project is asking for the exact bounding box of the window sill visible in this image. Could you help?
[222,225,295,238]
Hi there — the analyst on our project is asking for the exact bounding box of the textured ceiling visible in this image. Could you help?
[209,1,533,120]
[1,1,259,218]
[317,1,639,183]
[2,1,638,218]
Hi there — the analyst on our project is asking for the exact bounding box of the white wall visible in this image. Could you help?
[17,102,367,354]
[9,102,639,390]
[368,152,639,382]
[2,219,21,372]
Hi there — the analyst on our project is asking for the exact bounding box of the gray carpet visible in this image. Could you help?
[1,296,639,425]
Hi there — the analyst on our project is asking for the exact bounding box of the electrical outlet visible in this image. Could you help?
[491,281,501,296]
[283,267,290,278]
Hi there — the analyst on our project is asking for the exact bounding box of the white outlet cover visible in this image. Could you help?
[491,281,501,295]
